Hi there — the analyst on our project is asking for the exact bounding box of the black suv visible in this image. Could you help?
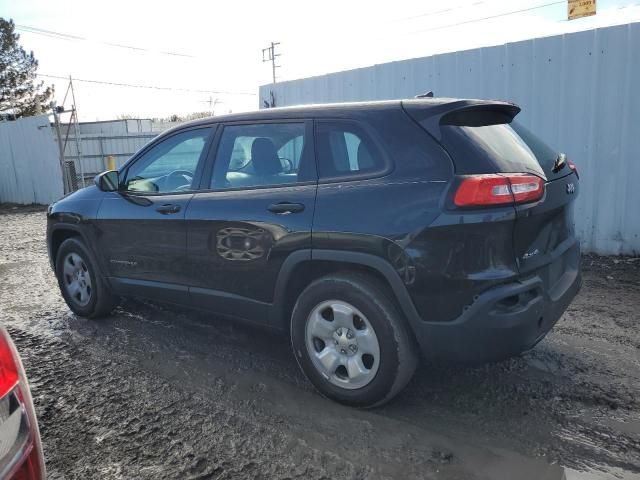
[47,98,581,407]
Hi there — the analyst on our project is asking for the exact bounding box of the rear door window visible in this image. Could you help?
[210,122,315,190]
[316,121,387,180]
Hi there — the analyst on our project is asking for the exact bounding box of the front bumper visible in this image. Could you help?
[413,240,581,364]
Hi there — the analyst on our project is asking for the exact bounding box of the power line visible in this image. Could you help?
[396,1,490,22]
[37,73,257,96]
[408,0,566,34]
[16,24,198,58]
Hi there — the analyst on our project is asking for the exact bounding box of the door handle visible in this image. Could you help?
[156,204,181,215]
[267,202,305,214]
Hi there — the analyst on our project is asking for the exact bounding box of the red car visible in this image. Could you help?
[0,327,45,479]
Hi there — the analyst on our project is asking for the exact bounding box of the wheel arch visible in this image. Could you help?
[49,224,106,277]
[49,225,83,266]
[270,249,422,331]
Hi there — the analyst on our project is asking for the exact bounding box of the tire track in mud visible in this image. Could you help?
[10,327,376,479]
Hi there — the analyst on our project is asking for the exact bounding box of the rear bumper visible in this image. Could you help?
[413,240,581,364]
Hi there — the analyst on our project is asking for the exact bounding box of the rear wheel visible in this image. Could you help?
[291,273,418,407]
[55,238,114,318]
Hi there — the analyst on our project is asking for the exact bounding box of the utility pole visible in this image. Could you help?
[51,102,71,193]
[208,96,220,116]
[262,42,280,108]
[48,78,81,192]
[200,96,221,116]
[69,76,86,187]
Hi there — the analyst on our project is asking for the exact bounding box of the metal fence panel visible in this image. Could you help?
[0,115,63,205]
[56,133,157,187]
[260,22,640,254]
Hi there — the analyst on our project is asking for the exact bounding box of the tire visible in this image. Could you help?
[55,237,114,318]
[290,272,418,407]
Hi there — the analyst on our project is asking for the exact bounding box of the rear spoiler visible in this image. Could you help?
[402,99,521,141]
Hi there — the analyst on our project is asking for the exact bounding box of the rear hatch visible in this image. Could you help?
[404,99,580,277]
[508,122,580,276]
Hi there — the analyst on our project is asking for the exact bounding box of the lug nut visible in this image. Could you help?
[349,344,358,353]
[346,331,354,340]
[336,328,343,336]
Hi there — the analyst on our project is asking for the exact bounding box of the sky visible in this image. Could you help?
[2,0,639,121]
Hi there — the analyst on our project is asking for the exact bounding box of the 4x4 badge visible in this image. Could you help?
[566,183,576,194]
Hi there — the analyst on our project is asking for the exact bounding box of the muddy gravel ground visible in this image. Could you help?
[0,206,638,479]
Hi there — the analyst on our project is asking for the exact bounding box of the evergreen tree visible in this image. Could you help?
[0,18,52,119]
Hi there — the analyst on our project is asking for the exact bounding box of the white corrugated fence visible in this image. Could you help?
[0,115,64,205]
[260,22,640,255]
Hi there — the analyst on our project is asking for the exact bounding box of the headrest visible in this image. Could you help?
[357,141,375,170]
[251,138,282,176]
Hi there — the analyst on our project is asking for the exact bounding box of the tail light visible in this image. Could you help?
[454,173,545,208]
[0,333,19,397]
[567,160,579,179]
[0,328,45,480]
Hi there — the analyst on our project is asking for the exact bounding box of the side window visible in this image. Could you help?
[124,128,211,193]
[211,123,312,189]
[316,121,386,179]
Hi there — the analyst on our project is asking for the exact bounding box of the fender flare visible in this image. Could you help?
[270,249,423,329]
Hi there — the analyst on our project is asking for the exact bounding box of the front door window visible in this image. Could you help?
[124,128,212,193]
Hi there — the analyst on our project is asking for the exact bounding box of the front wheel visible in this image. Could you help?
[290,273,418,407]
[55,237,114,318]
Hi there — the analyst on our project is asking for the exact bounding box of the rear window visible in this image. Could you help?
[439,122,546,177]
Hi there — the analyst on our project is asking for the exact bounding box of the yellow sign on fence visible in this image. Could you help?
[568,0,596,20]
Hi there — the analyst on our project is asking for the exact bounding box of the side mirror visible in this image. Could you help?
[95,170,119,192]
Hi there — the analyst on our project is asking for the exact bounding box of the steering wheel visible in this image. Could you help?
[165,169,194,191]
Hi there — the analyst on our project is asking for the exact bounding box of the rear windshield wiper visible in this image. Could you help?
[552,153,566,173]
